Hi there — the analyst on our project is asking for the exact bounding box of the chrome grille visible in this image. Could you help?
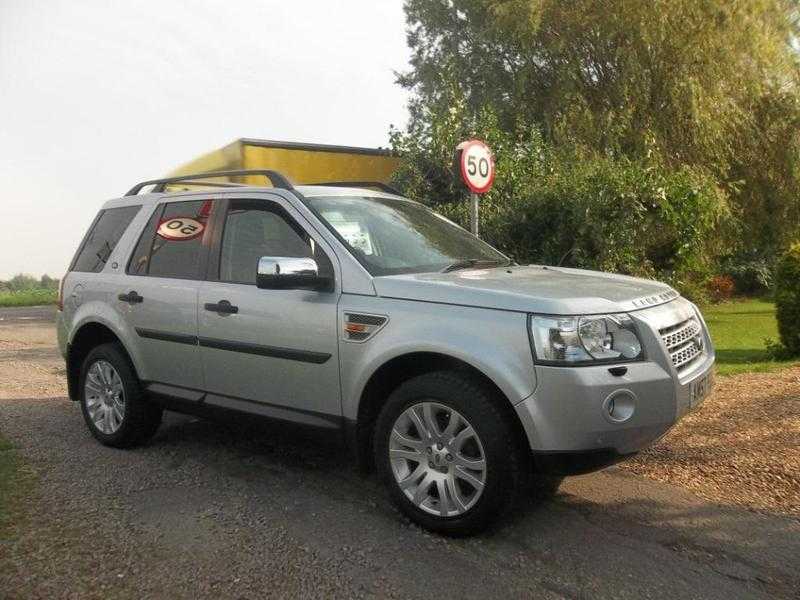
[660,317,704,371]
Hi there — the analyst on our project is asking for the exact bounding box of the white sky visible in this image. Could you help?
[0,0,410,279]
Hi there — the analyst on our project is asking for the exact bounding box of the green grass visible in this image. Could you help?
[0,288,57,307]
[0,433,30,538]
[704,298,798,376]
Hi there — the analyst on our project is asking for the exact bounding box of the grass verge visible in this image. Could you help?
[0,289,57,307]
[0,433,31,539]
[704,298,798,376]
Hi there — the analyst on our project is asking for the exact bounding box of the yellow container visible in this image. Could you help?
[166,138,400,189]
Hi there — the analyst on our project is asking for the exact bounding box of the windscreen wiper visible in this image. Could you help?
[441,259,507,273]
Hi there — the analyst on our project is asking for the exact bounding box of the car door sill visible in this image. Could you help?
[144,382,341,430]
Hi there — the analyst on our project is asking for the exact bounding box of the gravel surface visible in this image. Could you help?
[622,367,800,518]
[1,315,799,599]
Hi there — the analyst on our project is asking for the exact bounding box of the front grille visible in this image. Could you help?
[659,317,704,371]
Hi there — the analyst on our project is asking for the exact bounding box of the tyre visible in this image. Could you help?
[373,371,527,536]
[79,342,162,448]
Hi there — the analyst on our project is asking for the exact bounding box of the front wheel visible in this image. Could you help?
[374,371,526,535]
[79,343,162,448]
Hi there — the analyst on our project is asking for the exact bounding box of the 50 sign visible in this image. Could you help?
[456,140,495,194]
[157,217,205,241]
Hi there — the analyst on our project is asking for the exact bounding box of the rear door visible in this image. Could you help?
[120,196,216,391]
[197,194,342,427]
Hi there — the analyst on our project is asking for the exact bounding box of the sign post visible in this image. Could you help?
[455,140,495,237]
[470,192,479,237]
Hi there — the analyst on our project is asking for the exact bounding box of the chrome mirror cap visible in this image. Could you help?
[256,257,329,291]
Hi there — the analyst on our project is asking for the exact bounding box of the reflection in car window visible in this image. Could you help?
[130,200,212,279]
[306,196,508,275]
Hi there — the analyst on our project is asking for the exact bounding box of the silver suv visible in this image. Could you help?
[58,170,715,535]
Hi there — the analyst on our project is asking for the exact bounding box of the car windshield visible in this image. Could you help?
[305,195,510,276]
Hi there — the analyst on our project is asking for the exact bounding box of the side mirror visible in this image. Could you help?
[256,257,331,291]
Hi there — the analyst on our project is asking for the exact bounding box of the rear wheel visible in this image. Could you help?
[374,371,526,535]
[79,343,162,448]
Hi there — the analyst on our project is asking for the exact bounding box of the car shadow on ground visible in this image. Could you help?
[140,410,799,596]
[4,398,797,599]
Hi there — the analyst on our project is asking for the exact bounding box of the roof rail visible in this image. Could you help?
[306,181,401,195]
[125,169,295,196]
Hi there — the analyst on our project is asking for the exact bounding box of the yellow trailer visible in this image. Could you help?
[167,138,400,188]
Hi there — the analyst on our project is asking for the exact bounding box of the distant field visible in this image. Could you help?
[704,298,797,376]
[0,289,57,307]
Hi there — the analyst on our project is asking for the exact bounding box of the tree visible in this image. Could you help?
[397,0,800,257]
[7,274,39,291]
[39,274,59,290]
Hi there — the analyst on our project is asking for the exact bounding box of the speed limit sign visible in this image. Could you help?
[455,140,495,236]
[456,140,495,194]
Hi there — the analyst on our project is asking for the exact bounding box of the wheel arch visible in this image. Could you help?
[352,351,528,472]
[66,321,140,401]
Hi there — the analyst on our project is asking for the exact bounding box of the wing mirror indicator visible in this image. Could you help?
[256,256,332,291]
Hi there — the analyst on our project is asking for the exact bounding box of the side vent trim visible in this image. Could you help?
[342,312,388,343]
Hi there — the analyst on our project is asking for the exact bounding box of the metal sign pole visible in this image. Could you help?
[470,192,479,238]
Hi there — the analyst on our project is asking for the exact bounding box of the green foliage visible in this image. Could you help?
[0,274,60,303]
[718,250,774,294]
[6,274,40,291]
[391,109,727,297]
[774,242,800,356]
[398,0,800,272]
[39,274,59,290]
[0,289,58,307]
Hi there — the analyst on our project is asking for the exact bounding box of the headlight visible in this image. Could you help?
[529,313,644,365]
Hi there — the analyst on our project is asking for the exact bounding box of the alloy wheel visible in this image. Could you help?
[84,360,126,434]
[389,401,487,517]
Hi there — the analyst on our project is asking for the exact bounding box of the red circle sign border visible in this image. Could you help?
[458,139,495,194]
[156,217,206,241]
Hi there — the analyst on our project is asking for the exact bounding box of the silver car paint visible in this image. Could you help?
[372,266,679,315]
[58,185,715,458]
[198,192,343,421]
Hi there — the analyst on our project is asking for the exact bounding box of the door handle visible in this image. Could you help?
[118,291,144,304]
[204,300,239,315]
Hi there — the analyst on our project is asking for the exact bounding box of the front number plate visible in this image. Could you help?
[690,371,714,408]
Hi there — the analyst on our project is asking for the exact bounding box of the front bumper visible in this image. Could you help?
[515,298,715,460]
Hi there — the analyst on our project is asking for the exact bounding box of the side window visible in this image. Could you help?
[72,205,141,273]
[219,199,331,284]
[128,199,213,279]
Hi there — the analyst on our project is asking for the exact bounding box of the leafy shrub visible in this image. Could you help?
[0,289,58,307]
[773,243,800,356]
[708,275,735,301]
[392,117,728,297]
[719,251,774,294]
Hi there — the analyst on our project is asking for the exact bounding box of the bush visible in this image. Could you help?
[0,289,58,307]
[719,251,774,294]
[774,243,800,356]
[708,275,735,301]
[392,117,728,297]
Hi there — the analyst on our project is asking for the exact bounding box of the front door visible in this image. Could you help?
[198,196,341,428]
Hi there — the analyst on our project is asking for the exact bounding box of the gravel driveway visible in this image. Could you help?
[1,308,799,599]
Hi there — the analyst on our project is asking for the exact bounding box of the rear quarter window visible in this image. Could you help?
[127,199,213,279]
[71,205,141,273]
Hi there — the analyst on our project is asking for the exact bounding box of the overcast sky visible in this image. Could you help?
[0,0,411,279]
